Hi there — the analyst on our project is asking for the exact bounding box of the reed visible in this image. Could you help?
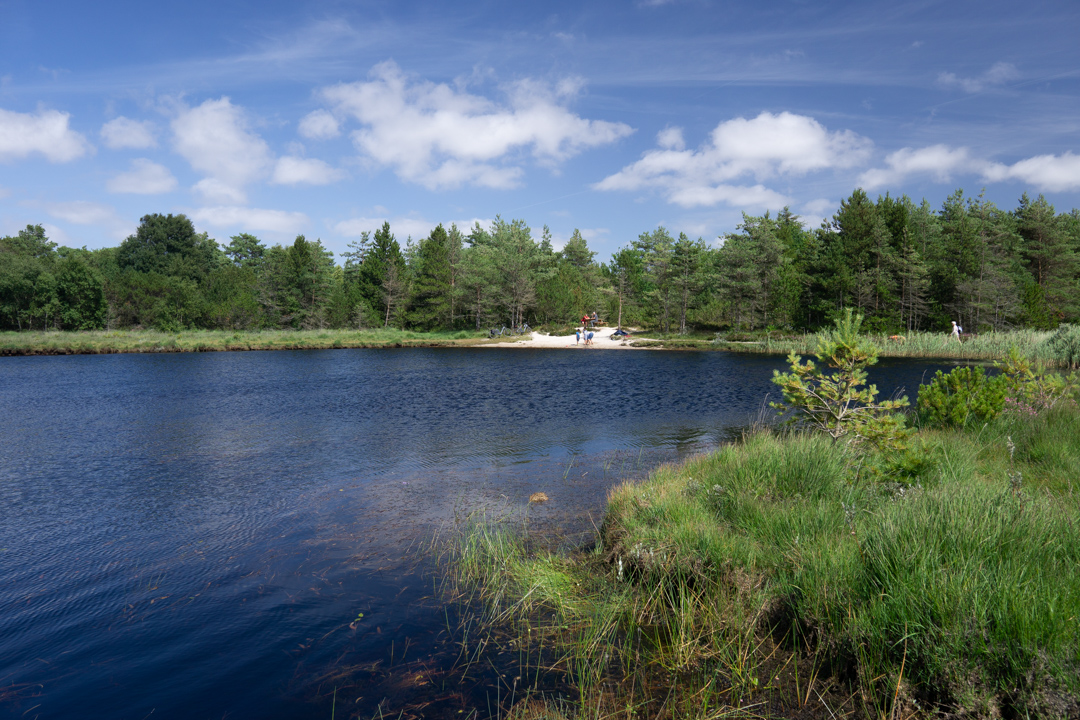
[0,327,490,355]
[715,329,1066,366]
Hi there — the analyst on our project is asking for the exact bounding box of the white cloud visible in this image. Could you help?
[106,158,178,194]
[799,198,836,229]
[984,152,1080,192]
[332,215,492,241]
[40,223,74,247]
[190,206,309,234]
[46,200,118,225]
[0,107,91,163]
[656,126,685,151]
[858,144,978,189]
[171,97,273,203]
[44,201,130,239]
[801,198,835,216]
[937,62,1020,93]
[192,178,247,205]
[298,109,340,140]
[100,117,157,149]
[595,111,869,208]
[859,144,1080,192]
[319,60,634,190]
[272,156,346,185]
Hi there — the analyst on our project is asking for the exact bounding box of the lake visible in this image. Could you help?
[0,348,959,719]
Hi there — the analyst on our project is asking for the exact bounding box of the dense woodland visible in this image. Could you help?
[2,189,1078,335]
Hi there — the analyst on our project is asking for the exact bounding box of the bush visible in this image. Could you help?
[771,308,908,449]
[916,365,1007,428]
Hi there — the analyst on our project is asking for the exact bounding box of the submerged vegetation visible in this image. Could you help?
[440,316,1080,719]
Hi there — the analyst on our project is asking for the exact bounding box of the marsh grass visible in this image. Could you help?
[714,329,1066,367]
[0,328,490,355]
[441,404,1080,719]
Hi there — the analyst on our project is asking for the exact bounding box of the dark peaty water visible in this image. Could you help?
[0,348,958,719]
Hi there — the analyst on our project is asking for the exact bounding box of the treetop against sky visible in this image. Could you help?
[1,0,1079,259]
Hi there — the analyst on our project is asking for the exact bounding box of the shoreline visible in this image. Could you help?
[0,327,1059,365]
[446,389,1080,719]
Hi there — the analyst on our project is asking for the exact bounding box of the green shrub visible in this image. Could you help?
[916,365,1007,428]
[771,308,908,449]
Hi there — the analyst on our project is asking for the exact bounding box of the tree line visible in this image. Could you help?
[2,189,1078,334]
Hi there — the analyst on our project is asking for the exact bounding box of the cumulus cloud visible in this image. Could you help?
[937,62,1020,93]
[0,107,91,163]
[171,97,273,203]
[100,117,157,149]
[318,60,634,190]
[860,144,1080,192]
[983,152,1080,192]
[858,144,979,189]
[272,156,346,185]
[190,206,309,234]
[595,111,870,208]
[106,158,178,194]
[656,126,686,151]
[298,109,340,140]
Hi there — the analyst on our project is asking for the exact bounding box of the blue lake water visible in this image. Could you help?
[0,348,961,719]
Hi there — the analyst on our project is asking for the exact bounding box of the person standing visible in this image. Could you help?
[951,321,961,343]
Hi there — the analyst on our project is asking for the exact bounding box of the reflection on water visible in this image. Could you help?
[0,348,959,719]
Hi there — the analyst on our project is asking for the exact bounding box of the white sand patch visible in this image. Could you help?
[485,325,650,349]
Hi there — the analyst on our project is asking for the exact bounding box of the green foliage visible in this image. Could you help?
[55,253,106,329]
[224,233,266,268]
[5,185,1080,336]
[117,214,208,277]
[1044,323,1080,369]
[997,346,1080,416]
[449,407,1080,719]
[916,365,1007,428]
[771,308,909,448]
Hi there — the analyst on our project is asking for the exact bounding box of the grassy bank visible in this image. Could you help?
[0,328,503,355]
[713,328,1066,366]
[442,403,1080,719]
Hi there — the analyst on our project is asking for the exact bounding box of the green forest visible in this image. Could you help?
[2,189,1078,335]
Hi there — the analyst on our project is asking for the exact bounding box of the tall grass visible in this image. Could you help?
[0,327,490,355]
[715,329,1065,366]
[442,404,1080,719]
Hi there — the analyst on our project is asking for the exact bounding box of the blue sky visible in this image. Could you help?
[2,0,1079,259]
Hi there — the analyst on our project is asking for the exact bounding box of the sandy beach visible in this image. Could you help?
[486,325,649,349]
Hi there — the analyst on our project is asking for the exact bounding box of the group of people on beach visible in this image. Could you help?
[575,311,599,346]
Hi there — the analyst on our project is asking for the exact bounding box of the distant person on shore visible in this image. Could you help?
[951,321,961,342]
[575,329,580,345]
[590,311,598,328]
[586,331,594,346]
